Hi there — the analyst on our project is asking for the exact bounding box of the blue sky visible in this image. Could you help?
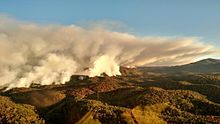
[0,0,220,45]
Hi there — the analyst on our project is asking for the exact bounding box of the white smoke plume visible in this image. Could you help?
[0,15,218,90]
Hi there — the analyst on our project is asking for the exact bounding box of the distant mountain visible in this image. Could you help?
[189,58,220,65]
[140,58,220,73]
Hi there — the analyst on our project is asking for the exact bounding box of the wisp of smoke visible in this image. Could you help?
[0,16,218,90]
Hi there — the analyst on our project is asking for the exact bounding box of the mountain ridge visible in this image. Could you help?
[140,58,220,73]
[189,58,220,65]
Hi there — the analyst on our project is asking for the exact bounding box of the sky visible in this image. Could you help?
[0,0,219,45]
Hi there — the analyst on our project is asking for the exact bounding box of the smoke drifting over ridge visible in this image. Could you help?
[0,16,218,90]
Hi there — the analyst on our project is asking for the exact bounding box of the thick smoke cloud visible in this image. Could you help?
[0,16,218,90]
